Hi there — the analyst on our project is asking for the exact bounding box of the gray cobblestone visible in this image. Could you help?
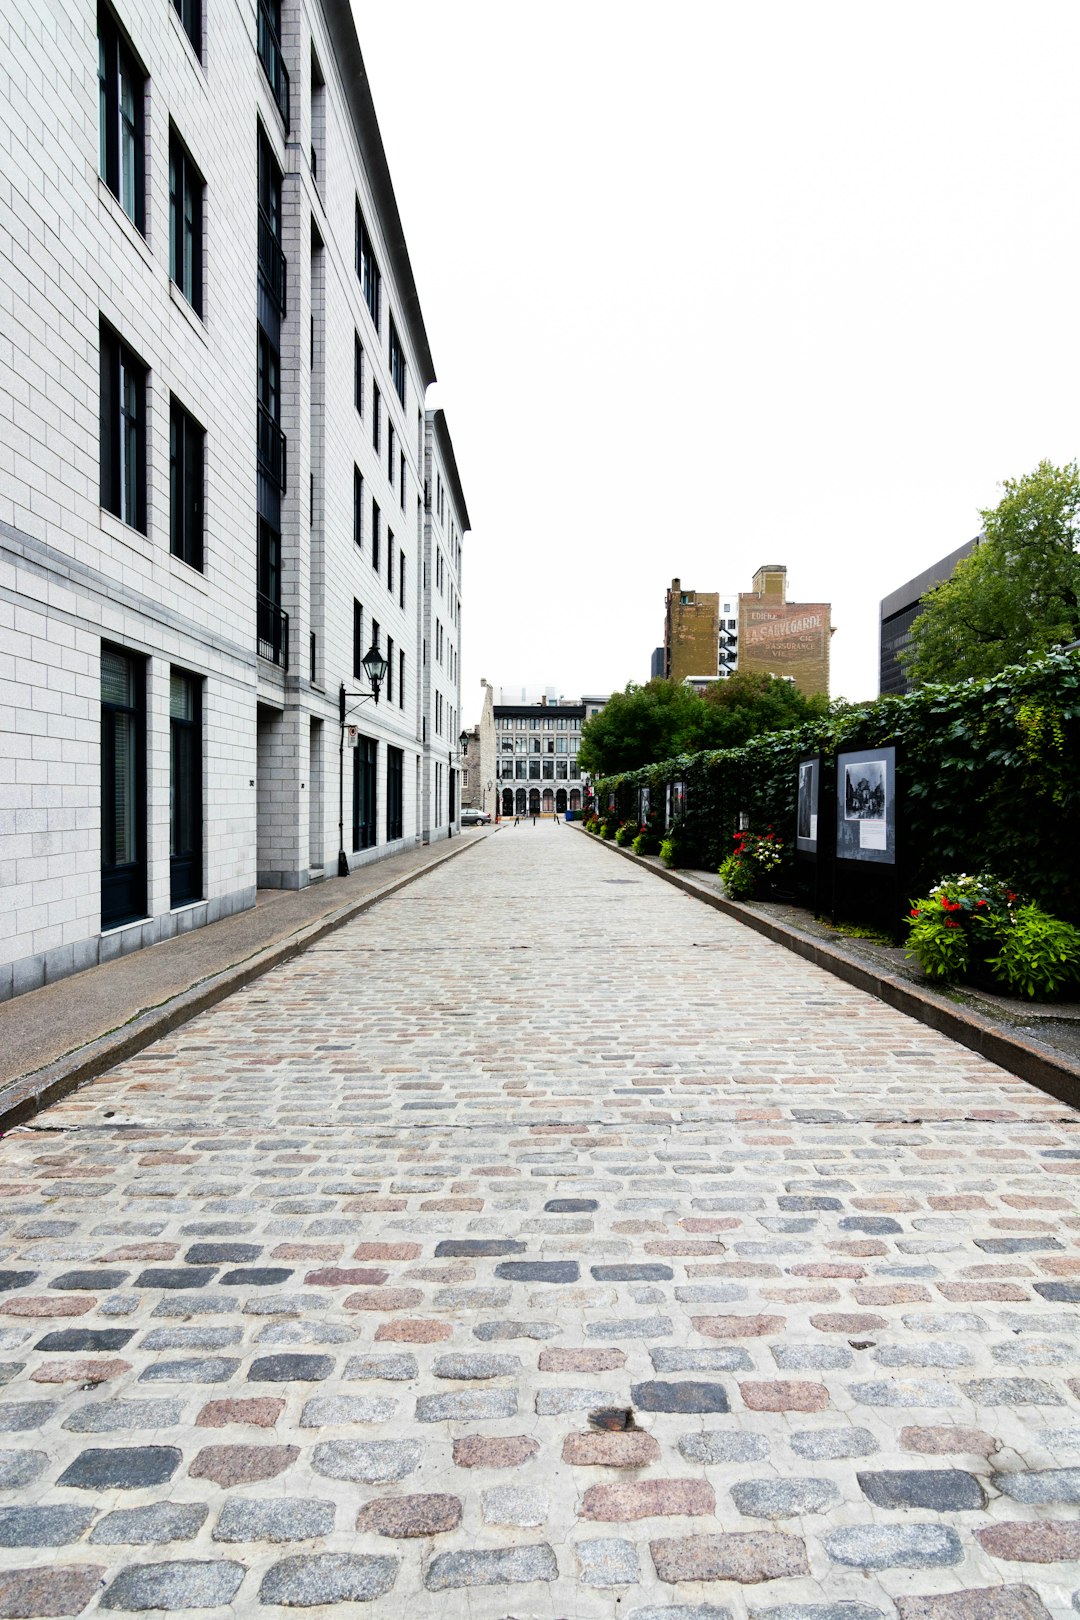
[101,1560,246,1609]
[90,1503,209,1544]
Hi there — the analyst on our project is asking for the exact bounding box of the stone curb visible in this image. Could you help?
[578,826,1080,1112]
[0,834,488,1132]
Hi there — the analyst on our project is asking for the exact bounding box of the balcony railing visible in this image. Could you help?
[257,0,290,130]
[257,593,289,668]
[258,208,287,316]
[257,404,286,493]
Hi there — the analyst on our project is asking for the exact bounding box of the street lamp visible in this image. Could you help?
[336,640,388,878]
[487,777,494,821]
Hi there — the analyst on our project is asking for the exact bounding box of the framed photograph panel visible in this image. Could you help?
[836,745,896,865]
[796,755,820,853]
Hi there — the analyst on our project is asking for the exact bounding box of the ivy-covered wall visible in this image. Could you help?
[593,649,1080,923]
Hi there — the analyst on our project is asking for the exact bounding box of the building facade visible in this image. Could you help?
[663,580,740,682]
[494,702,587,818]
[879,537,981,696]
[461,680,495,815]
[0,0,466,999]
[737,566,830,697]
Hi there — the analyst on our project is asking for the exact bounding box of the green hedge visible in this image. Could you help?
[594,648,1080,924]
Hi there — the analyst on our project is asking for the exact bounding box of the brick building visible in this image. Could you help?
[738,566,831,697]
[0,0,466,998]
[663,580,740,683]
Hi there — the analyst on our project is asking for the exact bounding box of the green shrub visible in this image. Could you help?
[986,904,1080,1000]
[719,852,757,899]
[659,837,675,868]
[614,819,637,846]
[600,819,616,839]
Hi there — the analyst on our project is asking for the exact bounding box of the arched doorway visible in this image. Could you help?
[555,789,567,813]
[502,788,514,816]
[569,789,581,810]
[528,788,541,814]
[542,789,554,815]
[515,788,527,815]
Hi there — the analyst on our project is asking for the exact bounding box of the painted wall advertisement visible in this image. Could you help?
[835,745,896,865]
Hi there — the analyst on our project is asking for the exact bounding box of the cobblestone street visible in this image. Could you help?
[1,821,1079,1619]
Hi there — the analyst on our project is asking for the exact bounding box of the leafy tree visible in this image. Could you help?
[905,459,1080,686]
[578,674,828,776]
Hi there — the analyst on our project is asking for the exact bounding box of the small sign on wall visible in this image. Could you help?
[347,725,359,747]
[836,745,896,865]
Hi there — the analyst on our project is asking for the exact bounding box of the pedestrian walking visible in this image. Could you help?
[532,812,538,827]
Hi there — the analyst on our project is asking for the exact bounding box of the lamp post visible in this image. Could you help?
[453,730,469,835]
[337,640,389,878]
[487,777,494,822]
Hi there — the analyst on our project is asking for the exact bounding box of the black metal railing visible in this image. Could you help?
[258,208,287,316]
[257,0,290,129]
[257,593,289,667]
[257,404,286,492]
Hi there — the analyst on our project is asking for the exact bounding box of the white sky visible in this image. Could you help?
[353,1,1080,725]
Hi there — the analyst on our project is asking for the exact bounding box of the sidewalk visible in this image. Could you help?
[0,830,492,1126]
[583,828,1080,1111]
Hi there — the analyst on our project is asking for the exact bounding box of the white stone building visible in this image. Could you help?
[0,0,466,999]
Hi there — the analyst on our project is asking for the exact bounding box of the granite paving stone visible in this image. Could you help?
[2,822,1078,1617]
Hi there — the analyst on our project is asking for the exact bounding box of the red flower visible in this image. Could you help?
[909,908,920,918]
[976,900,987,908]
[944,918,959,929]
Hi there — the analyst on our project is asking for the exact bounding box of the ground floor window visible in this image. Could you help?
[569,788,581,810]
[352,736,377,850]
[555,788,567,812]
[386,746,403,840]
[101,644,146,927]
[502,788,514,816]
[170,669,202,906]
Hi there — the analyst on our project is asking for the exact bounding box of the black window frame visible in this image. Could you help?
[386,634,394,703]
[354,333,364,415]
[398,549,405,609]
[99,320,148,533]
[372,501,381,573]
[354,200,381,330]
[171,0,202,60]
[98,4,145,232]
[257,125,287,317]
[169,396,204,570]
[386,745,403,840]
[398,647,405,710]
[399,450,406,510]
[389,317,406,404]
[169,667,203,907]
[100,642,147,928]
[169,129,204,315]
[387,528,394,594]
[352,599,364,681]
[372,382,381,454]
[353,466,363,551]
[352,735,377,851]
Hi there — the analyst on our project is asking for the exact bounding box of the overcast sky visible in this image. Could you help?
[354,1,1080,725]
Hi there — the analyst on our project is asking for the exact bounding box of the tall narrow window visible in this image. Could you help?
[354,333,364,415]
[387,529,394,594]
[352,600,364,681]
[398,549,405,609]
[170,669,202,906]
[169,398,204,569]
[389,317,406,404]
[352,736,377,850]
[387,635,394,703]
[387,422,395,484]
[399,450,406,510]
[372,502,381,572]
[398,648,405,710]
[387,746,403,839]
[98,7,145,232]
[169,132,203,313]
[257,127,286,316]
[353,467,363,550]
[372,383,381,454]
[100,644,146,927]
[100,321,147,532]
[171,0,201,56]
[354,201,381,328]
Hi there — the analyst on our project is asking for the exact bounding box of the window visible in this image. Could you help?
[169,131,203,314]
[399,451,406,510]
[387,531,394,593]
[354,334,364,415]
[372,501,381,572]
[389,317,406,404]
[372,383,381,453]
[170,398,204,569]
[98,6,145,231]
[529,758,541,779]
[398,648,404,710]
[170,669,202,906]
[352,735,376,850]
[556,736,567,755]
[387,423,395,485]
[435,691,443,734]
[353,467,363,549]
[257,0,289,129]
[530,737,540,755]
[398,549,405,609]
[258,127,286,315]
[386,635,394,703]
[100,644,146,927]
[352,600,364,681]
[387,746,403,840]
[257,329,285,492]
[355,201,381,328]
[171,0,201,53]
[100,322,147,532]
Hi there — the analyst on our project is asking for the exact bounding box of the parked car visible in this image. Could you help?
[460,808,491,826]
